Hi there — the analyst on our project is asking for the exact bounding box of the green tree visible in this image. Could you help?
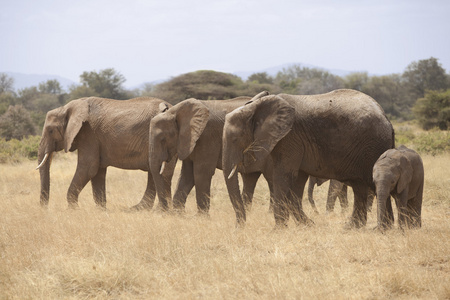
[39,79,63,94]
[344,72,369,91]
[0,105,36,140]
[71,68,127,99]
[275,65,344,94]
[402,57,449,101]
[362,74,408,118]
[413,89,450,130]
[0,73,15,94]
[247,72,274,84]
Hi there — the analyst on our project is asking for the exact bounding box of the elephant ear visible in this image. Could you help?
[251,95,295,161]
[397,155,413,194]
[175,99,210,160]
[64,99,89,152]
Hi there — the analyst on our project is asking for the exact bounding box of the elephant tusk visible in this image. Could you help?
[228,165,237,180]
[159,161,167,175]
[36,153,49,170]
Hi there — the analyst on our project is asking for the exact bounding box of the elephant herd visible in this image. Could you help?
[37,89,424,230]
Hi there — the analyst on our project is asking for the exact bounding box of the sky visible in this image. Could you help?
[1,0,450,88]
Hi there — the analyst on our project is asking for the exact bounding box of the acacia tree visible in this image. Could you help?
[70,68,128,100]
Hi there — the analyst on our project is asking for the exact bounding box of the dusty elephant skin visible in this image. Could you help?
[307,176,375,214]
[37,96,175,210]
[373,145,424,230]
[223,89,395,228]
[149,92,273,216]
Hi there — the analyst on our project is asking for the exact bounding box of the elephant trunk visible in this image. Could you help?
[376,188,391,229]
[223,154,246,227]
[150,156,172,211]
[38,140,53,207]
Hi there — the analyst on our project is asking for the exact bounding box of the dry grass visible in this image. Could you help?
[1,153,449,299]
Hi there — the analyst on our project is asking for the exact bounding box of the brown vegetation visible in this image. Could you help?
[0,153,449,299]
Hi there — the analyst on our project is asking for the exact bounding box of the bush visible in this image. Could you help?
[0,135,40,163]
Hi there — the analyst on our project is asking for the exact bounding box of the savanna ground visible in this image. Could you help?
[1,152,449,298]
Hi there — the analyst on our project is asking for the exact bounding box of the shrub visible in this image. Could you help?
[0,135,40,163]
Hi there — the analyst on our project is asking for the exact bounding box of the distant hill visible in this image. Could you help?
[3,72,77,92]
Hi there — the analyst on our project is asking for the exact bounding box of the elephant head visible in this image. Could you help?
[149,99,209,205]
[373,149,413,228]
[37,99,89,206]
[222,93,295,225]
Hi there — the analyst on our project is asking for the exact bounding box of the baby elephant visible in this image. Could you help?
[373,145,424,229]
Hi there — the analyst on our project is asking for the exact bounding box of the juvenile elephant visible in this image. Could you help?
[373,145,424,229]
[149,92,273,215]
[223,89,395,228]
[307,177,375,213]
[37,96,176,209]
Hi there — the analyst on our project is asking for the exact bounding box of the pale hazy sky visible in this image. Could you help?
[1,0,449,87]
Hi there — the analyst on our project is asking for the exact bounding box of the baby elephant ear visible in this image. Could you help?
[64,99,89,152]
[397,155,413,194]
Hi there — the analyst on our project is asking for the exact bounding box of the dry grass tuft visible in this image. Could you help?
[1,153,449,299]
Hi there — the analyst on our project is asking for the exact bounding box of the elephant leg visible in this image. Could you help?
[348,183,369,228]
[326,180,339,213]
[173,160,195,212]
[193,164,214,215]
[67,163,98,207]
[132,171,157,210]
[91,167,107,208]
[339,184,349,212]
[262,171,274,213]
[272,169,291,228]
[407,184,423,228]
[241,172,261,212]
[307,178,319,214]
[397,191,410,229]
[289,171,313,226]
[366,191,375,212]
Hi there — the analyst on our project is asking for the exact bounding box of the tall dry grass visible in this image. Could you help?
[1,153,449,299]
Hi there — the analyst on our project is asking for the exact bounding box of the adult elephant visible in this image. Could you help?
[307,177,375,213]
[149,92,273,215]
[37,96,176,210]
[223,89,395,228]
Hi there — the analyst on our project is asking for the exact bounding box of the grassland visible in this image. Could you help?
[1,152,449,299]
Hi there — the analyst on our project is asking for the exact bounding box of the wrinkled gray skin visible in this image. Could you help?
[308,176,375,213]
[149,93,273,215]
[223,89,395,228]
[373,145,424,230]
[37,97,176,210]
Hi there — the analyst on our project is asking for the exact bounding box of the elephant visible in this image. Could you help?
[373,145,424,229]
[149,92,273,215]
[36,96,176,210]
[223,89,395,228]
[307,176,375,213]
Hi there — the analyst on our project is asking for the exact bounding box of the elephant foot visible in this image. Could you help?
[67,201,79,210]
[343,219,366,230]
[195,211,210,219]
[130,201,154,211]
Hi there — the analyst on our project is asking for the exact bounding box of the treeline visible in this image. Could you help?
[0,57,449,141]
